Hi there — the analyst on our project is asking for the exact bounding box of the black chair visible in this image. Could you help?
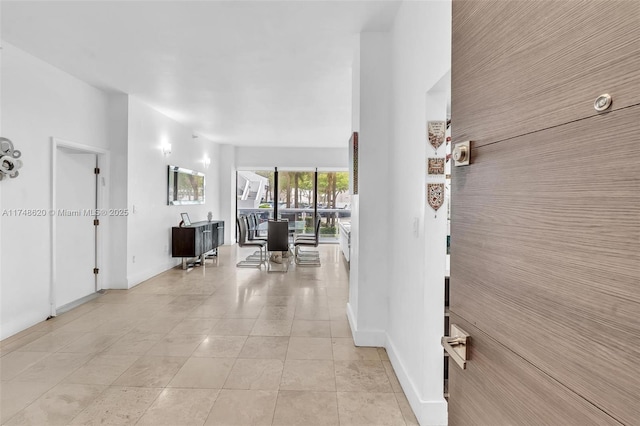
[295,216,321,242]
[252,213,268,238]
[247,213,267,241]
[279,211,296,223]
[236,216,265,268]
[243,215,267,261]
[245,213,255,240]
[267,220,290,272]
[293,217,321,266]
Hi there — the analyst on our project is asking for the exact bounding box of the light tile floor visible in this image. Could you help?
[0,245,418,425]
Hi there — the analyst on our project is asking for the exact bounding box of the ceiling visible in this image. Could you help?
[1,1,402,147]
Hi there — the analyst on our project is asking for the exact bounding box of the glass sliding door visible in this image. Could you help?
[237,170,274,236]
[317,171,350,242]
[277,170,315,239]
[236,168,350,244]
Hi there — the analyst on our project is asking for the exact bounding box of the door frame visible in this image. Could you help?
[50,137,110,317]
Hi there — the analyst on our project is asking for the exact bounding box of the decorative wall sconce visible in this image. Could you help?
[161,143,172,156]
[0,137,23,180]
[203,156,211,169]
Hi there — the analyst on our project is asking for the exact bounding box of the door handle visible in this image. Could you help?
[442,324,470,370]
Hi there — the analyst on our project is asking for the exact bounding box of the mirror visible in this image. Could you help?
[168,165,205,205]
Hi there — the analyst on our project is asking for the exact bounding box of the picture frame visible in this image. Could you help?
[349,132,358,195]
[180,212,191,226]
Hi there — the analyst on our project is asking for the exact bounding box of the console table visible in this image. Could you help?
[172,220,224,269]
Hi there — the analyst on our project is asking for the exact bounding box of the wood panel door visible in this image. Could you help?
[453,0,640,147]
[449,1,640,424]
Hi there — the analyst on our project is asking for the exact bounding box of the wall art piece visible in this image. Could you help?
[427,183,445,217]
[349,132,359,194]
[428,158,445,175]
[428,121,446,152]
[0,137,23,180]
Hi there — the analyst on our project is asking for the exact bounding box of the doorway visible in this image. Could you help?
[51,138,108,315]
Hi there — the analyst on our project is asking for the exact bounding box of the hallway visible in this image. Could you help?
[0,245,418,425]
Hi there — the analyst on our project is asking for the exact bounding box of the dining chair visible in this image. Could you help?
[236,216,266,268]
[295,216,321,241]
[267,219,290,272]
[247,213,267,241]
[293,217,321,266]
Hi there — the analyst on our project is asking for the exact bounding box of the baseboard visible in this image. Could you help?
[104,279,129,290]
[386,335,448,426]
[346,302,387,347]
[56,291,104,315]
[127,259,180,288]
[1,310,50,341]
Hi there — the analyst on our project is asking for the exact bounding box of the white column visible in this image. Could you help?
[219,144,236,244]
[107,93,129,289]
[347,32,391,346]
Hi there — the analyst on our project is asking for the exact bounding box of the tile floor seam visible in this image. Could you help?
[78,384,112,424]
[200,388,222,426]
[2,380,59,425]
[0,245,417,426]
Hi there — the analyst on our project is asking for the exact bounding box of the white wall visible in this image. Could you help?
[126,97,220,287]
[347,2,452,425]
[0,42,112,339]
[347,31,391,346]
[386,2,451,425]
[351,34,360,134]
[0,15,5,342]
[235,146,348,170]
[0,43,224,337]
[218,144,236,244]
[347,36,360,320]
[106,93,129,289]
